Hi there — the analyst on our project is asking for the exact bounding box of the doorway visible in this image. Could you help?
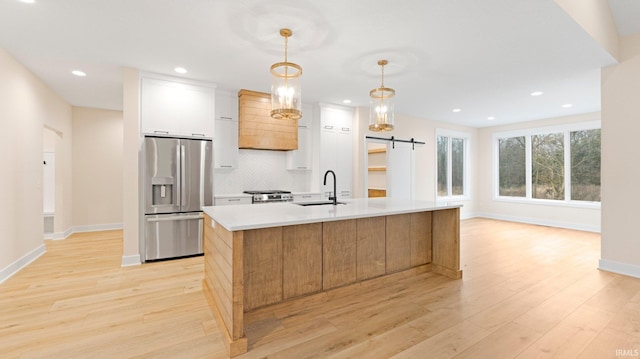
[43,127,57,237]
[366,140,387,197]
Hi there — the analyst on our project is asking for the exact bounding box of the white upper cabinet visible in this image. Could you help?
[214,91,239,169]
[319,104,353,199]
[287,103,313,170]
[215,89,236,121]
[140,75,215,138]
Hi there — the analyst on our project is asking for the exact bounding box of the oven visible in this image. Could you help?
[243,190,294,204]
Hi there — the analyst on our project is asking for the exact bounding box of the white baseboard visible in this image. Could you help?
[0,244,46,284]
[599,259,640,279]
[471,212,600,233]
[121,254,141,267]
[460,211,478,220]
[44,222,137,267]
[45,223,123,241]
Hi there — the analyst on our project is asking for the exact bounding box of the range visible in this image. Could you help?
[243,190,293,204]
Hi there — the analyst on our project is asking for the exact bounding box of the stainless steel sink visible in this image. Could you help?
[294,201,346,206]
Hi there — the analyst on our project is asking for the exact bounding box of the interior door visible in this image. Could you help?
[387,141,415,200]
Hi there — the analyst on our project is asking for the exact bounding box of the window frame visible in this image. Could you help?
[436,129,471,201]
[492,120,601,208]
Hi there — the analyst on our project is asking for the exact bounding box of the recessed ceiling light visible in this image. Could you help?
[452,109,461,113]
[343,99,352,104]
[174,67,187,74]
[562,104,573,108]
[71,70,86,77]
[530,91,544,96]
[18,0,36,3]
[487,116,495,120]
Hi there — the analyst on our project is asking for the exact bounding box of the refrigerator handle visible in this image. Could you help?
[146,214,203,222]
[175,143,181,210]
[180,144,186,211]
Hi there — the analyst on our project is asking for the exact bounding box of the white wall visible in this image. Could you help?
[554,0,619,60]
[122,67,142,266]
[475,112,601,232]
[0,48,72,282]
[72,107,123,228]
[600,34,640,278]
[214,149,312,194]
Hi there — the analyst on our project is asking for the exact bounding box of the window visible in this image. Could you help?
[570,129,601,201]
[494,123,600,204]
[498,136,526,197]
[437,130,469,198]
[532,132,564,200]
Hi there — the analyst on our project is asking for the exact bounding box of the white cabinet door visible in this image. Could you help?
[336,126,353,199]
[140,76,215,138]
[286,125,311,170]
[141,78,182,135]
[214,118,239,169]
[293,193,321,202]
[215,91,237,121]
[214,197,252,206]
[287,103,313,170]
[319,105,353,199]
[181,84,215,138]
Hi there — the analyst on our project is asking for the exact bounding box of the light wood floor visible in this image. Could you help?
[1,219,639,358]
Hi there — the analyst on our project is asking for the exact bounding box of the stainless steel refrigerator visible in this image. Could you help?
[143,136,212,261]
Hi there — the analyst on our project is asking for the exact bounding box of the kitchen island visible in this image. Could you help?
[201,198,462,356]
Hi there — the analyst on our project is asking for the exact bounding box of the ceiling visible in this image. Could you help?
[1,0,638,128]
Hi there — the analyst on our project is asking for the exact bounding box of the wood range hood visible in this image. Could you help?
[238,89,298,151]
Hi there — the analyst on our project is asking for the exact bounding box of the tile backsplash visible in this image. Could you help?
[214,149,312,194]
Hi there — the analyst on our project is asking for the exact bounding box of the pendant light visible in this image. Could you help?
[369,60,395,131]
[270,28,302,120]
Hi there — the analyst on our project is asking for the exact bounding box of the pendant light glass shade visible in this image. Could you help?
[369,60,395,131]
[270,28,302,120]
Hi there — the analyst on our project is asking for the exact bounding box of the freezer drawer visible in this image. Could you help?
[144,213,203,261]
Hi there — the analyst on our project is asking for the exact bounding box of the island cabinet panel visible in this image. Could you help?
[385,214,412,273]
[410,212,433,266]
[356,217,386,280]
[323,220,357,290]
[283,223,323,299]
[204,216,245,347]
[432,208,462,279]
[243,227,283,311]
[238,89,298,150]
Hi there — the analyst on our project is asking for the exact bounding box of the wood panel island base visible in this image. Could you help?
[202,199,462,357]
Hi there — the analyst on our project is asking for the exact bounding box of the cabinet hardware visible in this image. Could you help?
[342,127,350,132]
[219,116,234,120]
[154,130,169,134]
[324,125,334,129]
[191,133,205,137]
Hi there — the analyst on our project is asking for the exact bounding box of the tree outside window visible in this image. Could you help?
[496,124,600,203]
[571,129,601,201]
[532,133,564,200]
[437,132,468,198]
[498,136,526,197]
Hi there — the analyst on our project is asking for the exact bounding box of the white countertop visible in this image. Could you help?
[203,198,462,231]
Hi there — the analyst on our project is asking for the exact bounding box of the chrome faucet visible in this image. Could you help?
[323,170,337,205]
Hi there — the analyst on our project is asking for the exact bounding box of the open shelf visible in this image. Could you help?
[368,166,386,171]
[368,148,386,154]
